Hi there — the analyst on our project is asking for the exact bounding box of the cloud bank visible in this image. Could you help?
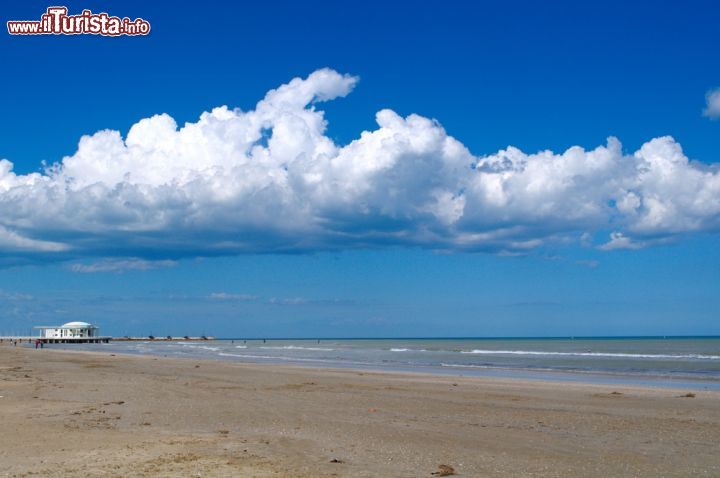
[68,259,178,273]
[1,68,719,264]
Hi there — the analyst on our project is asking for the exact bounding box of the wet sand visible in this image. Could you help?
[1,343,719,477]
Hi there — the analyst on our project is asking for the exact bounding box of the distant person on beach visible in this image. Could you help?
[35,340,39,349]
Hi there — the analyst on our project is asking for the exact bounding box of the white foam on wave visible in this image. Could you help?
[459,349,720,360]
[440,363,491,369]
[259,345,334,351]
[177,344,220,351]
[217,352,376,368]
[218,352,332,363]
[177,343,220,352]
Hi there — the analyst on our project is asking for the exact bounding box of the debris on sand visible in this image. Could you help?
[329,458,344,463]
[681,393,696,398]
[432,464,456,476]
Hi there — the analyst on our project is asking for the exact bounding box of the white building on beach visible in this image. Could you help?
[35,321,100,339]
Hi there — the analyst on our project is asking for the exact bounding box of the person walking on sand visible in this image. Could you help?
[35,340,39,349]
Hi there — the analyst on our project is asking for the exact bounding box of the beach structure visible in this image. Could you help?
[33,321,110,343]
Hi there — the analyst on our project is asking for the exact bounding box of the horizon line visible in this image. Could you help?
[210,335,720,341]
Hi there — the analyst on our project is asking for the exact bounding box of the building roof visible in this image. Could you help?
[61,321,96,328]
[34,321,98,329]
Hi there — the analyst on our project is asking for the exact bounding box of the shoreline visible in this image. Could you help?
[36,340,720,391]
[19,344,717,393]
[3,344,719,476]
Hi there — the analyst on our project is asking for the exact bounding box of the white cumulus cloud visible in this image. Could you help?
[208,292,258,301]
[0,68,719,264]
[703,88,720,119]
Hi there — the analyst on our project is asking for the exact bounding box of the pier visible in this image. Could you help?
[1,334,215,344]
[0,336,111,344]
[40,336,112,344]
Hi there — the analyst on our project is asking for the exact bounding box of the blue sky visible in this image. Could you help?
[0,0,718,337]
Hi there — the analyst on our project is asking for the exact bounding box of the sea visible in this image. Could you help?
[45,337,720,390]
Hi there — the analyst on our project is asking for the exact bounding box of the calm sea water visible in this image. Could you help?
[47,337,720,390]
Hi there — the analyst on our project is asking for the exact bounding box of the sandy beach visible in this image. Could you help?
[1,343,718,477]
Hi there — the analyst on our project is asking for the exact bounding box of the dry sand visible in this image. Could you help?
[1,343,719,477]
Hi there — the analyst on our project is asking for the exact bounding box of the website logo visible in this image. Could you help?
[7,6,151,36]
